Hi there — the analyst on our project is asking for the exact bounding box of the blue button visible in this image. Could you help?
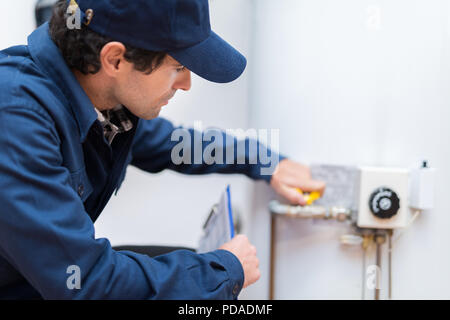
[77,184,84,197]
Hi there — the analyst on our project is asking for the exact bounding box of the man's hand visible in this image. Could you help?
[271,158,326,206]
[219,235,260,288]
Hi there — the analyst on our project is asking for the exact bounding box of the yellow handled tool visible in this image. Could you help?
[296,188,321,205]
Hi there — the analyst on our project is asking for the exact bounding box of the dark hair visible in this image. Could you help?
[49,0,167,75]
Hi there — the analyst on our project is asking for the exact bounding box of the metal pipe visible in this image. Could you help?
[388,230,393,300]
[361,233,372,300]
[374,231,387,300]
[269,212,276,300]
[269,201,328,219]
[362,246,366,300]
[269,201,352,221]
[375,239,381,300]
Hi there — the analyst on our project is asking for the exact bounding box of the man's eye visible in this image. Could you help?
[176,66,185,72]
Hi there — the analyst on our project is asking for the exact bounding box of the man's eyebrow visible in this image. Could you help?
[171,62,184,67]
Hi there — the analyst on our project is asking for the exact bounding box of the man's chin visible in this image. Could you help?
[141,113,159,120]
[129,105,162,120]
[143,109,162,120]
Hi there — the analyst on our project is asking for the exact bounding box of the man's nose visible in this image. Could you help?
[174,70,191,91]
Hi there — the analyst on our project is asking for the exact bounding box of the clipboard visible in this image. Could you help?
[197,185,234,253]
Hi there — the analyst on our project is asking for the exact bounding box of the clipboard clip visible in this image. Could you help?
[202,204,219,230]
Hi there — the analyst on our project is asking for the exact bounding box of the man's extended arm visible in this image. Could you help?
[130,117,285,181]
[130,117,326,205]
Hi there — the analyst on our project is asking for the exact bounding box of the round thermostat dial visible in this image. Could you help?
[368,187,400,219]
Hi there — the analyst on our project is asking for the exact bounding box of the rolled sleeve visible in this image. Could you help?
[210,249,245,299]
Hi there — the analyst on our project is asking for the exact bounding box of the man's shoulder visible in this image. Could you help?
[0,45,66,119]
[0,44,38,86]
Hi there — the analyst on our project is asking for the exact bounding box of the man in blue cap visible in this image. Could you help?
[0,0,325,299]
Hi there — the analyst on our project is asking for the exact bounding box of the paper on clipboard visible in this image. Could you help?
[197,185,234,253]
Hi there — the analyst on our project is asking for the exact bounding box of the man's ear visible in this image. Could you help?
[99,42,128,77]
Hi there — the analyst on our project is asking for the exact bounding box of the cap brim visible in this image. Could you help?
[168,31,247,84]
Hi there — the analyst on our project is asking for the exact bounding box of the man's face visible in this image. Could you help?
[114,55,191,120]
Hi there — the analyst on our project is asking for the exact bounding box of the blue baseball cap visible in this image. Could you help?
[68,0,247,83]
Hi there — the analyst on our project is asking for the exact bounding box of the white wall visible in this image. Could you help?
[0,0,36,49]
[246,0,450,299]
